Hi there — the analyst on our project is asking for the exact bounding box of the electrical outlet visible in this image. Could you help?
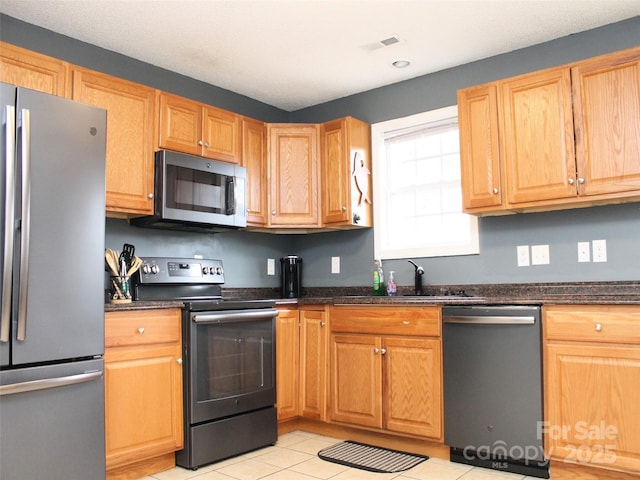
[531,244,550,265]
[267,258,275,275]
[577,241,590,262]
[517,245,530,267]
[592,239,607,263]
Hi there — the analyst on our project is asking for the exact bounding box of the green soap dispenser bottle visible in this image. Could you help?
[373,259,385,296]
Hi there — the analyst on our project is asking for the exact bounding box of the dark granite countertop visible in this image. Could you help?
[105,281,640,312]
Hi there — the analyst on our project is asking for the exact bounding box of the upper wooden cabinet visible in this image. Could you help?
[72,68,156,215]
[267,123,321,227]
[242,117,269,226]
[459,46,640,214]
[321,117,372,228]
[572,48,640,197]
[501,66,577,205]
[457,83,503,211]
[158,92,241,164]
[0,42,70,97]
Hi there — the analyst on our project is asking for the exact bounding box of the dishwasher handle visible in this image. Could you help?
[443,315,535,325]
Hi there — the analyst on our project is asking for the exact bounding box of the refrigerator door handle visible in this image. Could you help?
[1,105,16,343]
[16,108,31,341]
[0,370,103,396]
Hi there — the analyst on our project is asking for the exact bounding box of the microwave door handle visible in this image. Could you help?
[225,176,235,215]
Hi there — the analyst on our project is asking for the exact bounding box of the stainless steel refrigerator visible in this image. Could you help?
[1,83,107,479]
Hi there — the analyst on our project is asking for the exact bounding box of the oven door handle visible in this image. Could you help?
[192,308,278,324]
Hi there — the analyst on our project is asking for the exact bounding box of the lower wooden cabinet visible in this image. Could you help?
[329,306,443,440]
[299,308,329,421]
[104,308,183,479]
[543,305,640,474]
[275,307,299,421]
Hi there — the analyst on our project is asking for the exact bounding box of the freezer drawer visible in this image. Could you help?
[0,358,106,480]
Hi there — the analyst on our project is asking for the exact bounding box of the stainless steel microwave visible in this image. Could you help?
[132,150,246,232]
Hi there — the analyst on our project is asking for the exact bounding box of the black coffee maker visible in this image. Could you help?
[280,255,302,298]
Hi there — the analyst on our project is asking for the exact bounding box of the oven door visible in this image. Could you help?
[187,308,276,424]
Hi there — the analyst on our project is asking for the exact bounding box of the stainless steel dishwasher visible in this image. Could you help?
[442,305,550,479]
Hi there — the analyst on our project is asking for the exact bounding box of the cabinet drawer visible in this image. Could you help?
[544,305,640,344]
[330,306,441,336]
[105,309,181,348]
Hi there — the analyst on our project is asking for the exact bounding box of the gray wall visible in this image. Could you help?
[4,14,639,288]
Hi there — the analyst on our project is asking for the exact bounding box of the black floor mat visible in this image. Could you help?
[318,440,429,473]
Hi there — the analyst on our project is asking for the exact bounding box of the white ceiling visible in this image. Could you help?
[1,0,639,111]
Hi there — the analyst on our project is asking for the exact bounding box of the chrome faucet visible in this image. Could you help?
[407,260,424,295]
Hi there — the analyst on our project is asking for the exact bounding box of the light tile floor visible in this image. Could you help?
[138,431,545,480]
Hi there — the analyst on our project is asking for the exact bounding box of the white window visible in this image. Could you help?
[371,106,479,260]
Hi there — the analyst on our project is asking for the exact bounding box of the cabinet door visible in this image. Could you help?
[545,343,640,472]
[72,68,156,215]
[321,117,372,227]
[105,344,183,469]
[330,334,382,428]
[383,336,442,439]
[158,92,202,156]
[501,67,577,204]
[299,309,328,421]
[0,41,69,97]
[242,117,268,225]
[275,308,299,421]
[321,118,350,224]
[268,124,320,226]
[458,83,503,210]
[104,309,183,470]
[572,47,640,197]
[202,106,241,163]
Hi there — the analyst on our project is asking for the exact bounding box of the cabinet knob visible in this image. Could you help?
[198,140,204,146]
[492,188,499,194]
[578,177,585,184]
[373,347,380,354]
[320,321,326,327]
[272,210,276,216]
[381,348,387,355]
[341,206,347,211]
[204,142,210,147]
[177,358,183,365]
[246,208,250,213]
[147,193,154,199]
[595,323,602,332]
[568,178,575,185]
[138,327,145,334]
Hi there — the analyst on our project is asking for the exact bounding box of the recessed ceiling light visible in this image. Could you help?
[392,59,411,68]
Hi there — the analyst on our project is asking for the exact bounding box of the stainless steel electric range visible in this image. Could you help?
[133,257,278,470]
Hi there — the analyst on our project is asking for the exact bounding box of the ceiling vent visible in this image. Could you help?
[379,36,401,47]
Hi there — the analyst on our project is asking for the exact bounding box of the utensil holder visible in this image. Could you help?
[110,275,132,303]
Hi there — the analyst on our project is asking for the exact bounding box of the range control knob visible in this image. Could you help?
[208,266,215,274]
[216,266,223,275]
[142,264,150,274]
[150,264,159,274]
[202,266,208,274]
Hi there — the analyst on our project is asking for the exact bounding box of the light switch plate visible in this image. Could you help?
[577,241,590,262]
[517,245,530,267]
[331,256,340,274]
[267,258,275,275]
